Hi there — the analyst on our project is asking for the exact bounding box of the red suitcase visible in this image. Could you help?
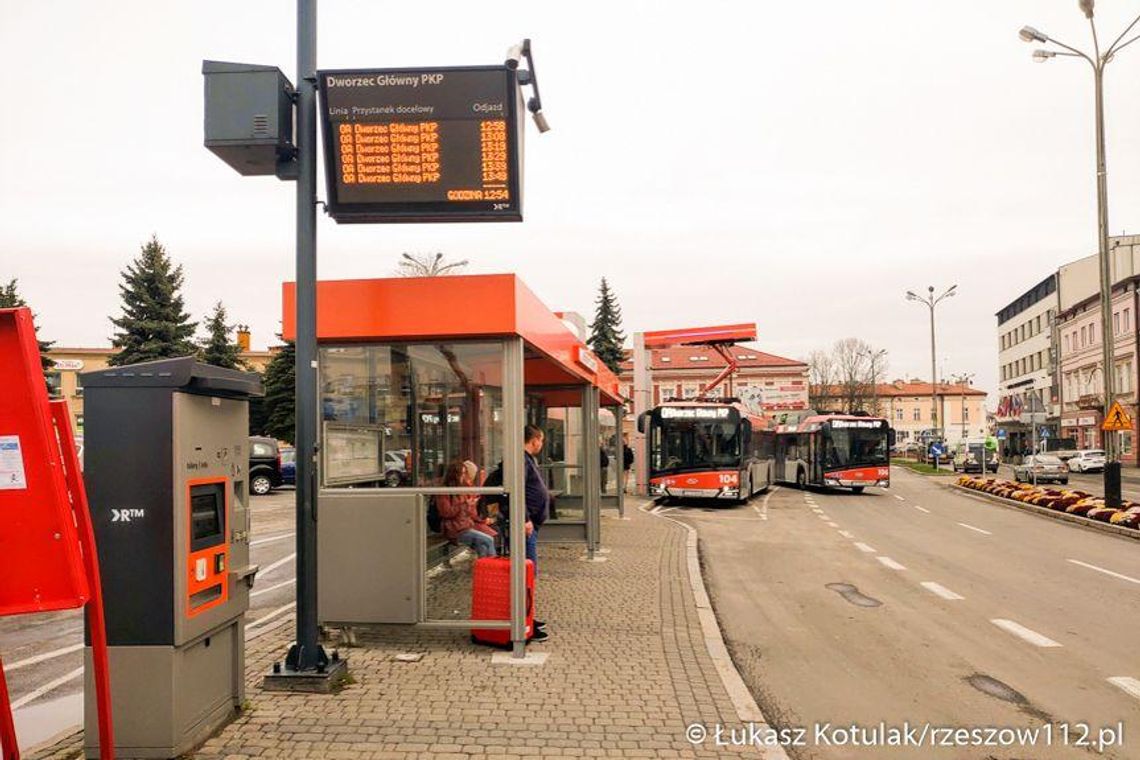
[471,557,534,646]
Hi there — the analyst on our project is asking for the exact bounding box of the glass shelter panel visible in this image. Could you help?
[320,342,504,487]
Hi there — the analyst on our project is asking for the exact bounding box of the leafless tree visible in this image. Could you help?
[807,339,889,413]
[807,349,836,410]
[395,252,469,277]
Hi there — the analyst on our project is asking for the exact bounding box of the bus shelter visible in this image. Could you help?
[282,274,623,654]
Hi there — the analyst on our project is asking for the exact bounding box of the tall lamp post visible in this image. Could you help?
[907,285,957,451]
[858,347,888,416]
[1019,1,1140,507]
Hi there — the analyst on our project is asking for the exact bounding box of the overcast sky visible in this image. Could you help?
[4,1,1140,403]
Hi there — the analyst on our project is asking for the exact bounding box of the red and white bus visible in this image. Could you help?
[641,399,774,501]
[769,412,892,492]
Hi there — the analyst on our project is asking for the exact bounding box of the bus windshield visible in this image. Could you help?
[822,425,888,469]
[653,419,743,473]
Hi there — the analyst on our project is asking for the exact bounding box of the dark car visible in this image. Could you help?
[280,447,296,486]
[249,436,283,496]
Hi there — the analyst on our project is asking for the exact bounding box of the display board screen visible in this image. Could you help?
[189,483,225,550]
[318,66,523,223]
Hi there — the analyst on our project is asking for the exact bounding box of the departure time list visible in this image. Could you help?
[318,67,521,222]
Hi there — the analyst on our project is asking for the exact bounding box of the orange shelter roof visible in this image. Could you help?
[282,274,623,405]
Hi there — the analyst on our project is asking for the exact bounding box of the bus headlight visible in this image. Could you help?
[825,478,840,486]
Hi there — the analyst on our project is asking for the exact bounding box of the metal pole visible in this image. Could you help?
[503,338,527,657]
[928,293,938,460]
[1094,64,1122,507]
[291,0,322,672]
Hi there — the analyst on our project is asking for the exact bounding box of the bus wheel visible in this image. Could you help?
[851,486,865,494]
[796,468,807,489]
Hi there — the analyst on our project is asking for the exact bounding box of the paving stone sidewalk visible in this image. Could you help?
[35,501,761,759]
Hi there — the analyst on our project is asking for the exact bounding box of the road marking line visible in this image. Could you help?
[921,581,964,600]
[957,522,992,536]
[1068,559,1140,586]
[838,530,854,538]
[4,643,83,673]
[251,577,297,598]
[854,542,876,553]
[991,619,1062,648]
[250,531,296,547]
[894,495,906,501]
[10,666,84,711]
[247,601,296,631]
[914,505,930,513]
[1108,677,1140,701]
[876,556,906,570]
[259,552,297,578]
[826,521,839,528]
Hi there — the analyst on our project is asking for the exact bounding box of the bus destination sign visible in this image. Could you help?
[318,66,523,223]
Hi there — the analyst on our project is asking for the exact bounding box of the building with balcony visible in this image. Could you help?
[1056,236,1140,460]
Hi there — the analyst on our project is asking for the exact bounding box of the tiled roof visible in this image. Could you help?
[619,344,807,372]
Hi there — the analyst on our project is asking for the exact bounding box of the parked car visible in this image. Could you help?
[1012,454,1069,484]
[952,443,999,474]
[280,447,296,485]
[384,449,410,487]
[1066,449,1106,473]
[249,436,283,496]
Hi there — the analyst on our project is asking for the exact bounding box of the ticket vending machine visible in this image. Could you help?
[81,357,262,759]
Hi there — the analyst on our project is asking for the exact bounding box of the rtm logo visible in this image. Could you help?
[110,509,145,523]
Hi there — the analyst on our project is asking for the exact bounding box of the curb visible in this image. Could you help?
[640,498,791,760]
[945,483,1140,542]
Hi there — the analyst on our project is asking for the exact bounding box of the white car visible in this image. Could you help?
[1067,449,1106,473]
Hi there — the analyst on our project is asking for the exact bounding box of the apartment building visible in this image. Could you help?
[994,275,1059,456]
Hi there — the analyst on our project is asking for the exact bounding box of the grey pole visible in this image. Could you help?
[1093,64,1122,506]
[503,339,527,657]
[287,0,327,675]
[928,288,938,453]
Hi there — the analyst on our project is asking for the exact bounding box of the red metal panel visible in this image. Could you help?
[643,323,757,348]
[0,308,89,615]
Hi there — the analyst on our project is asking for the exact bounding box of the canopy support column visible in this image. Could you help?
[503,338,528,657]
[583,384,600,557]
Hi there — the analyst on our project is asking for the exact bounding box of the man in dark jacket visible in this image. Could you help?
[523,424,551,569]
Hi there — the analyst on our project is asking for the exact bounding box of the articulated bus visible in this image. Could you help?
[641,399,774,502]
[770,412,892,492]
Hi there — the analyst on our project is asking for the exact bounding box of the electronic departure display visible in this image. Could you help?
[318,66,523,223]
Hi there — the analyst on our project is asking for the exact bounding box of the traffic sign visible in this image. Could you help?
[1102,401,1133,432]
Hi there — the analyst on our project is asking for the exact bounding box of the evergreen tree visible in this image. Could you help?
[587,278,627,375]
[0,279,55,374]
[198,301,244,369]
[108,235,197,366]
[261,341,296,444]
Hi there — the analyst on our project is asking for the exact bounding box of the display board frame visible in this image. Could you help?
[318,65,524,224]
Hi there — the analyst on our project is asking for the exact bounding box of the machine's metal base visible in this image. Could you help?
[261,657,349,694]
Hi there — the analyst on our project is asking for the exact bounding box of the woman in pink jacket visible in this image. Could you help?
[436,460,497,557]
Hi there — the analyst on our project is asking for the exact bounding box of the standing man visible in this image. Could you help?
[622,433,635,493]
[523,424,550,640]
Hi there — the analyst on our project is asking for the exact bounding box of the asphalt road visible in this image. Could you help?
[1,489,298,750]
[667,468,1140,760]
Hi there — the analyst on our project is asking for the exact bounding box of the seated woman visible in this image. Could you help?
[436,460,497,558]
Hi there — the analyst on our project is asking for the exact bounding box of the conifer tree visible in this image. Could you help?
[587,278,627,374]
[109,235,197,366]
[199,301,244,370]
[0,279,55,374]
[261,341,296,444]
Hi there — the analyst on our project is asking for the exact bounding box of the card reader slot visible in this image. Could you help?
[189,584,223,609]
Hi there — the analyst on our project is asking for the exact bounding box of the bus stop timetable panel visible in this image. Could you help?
[318,67,523,223]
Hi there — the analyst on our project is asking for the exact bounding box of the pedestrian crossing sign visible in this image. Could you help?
[1102,401,1133,431]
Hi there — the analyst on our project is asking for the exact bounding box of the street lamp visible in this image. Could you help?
[858,347,888,417]
[1019,2,1140,507]
[907,285,957,453]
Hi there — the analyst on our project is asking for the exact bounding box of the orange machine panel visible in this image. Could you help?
[0,308,89,615]
[186,476,229,618]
